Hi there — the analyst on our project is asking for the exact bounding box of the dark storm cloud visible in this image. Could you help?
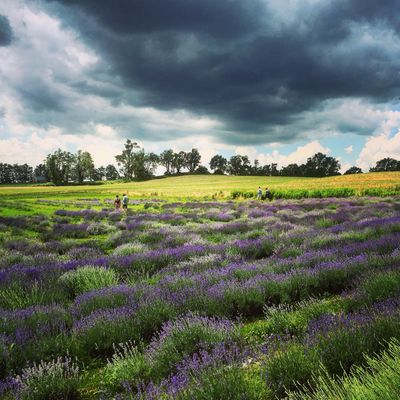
[17,80,66,113]
[42,0,400,143]
[0,14,12,46]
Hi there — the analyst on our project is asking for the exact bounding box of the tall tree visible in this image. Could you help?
[131,150,159,179]
[227,155,251,175]
[115,139,140,180]
[45,149,74,184]
[143,152,159,178]
[92,166,106,181]
[209,154,228,175]
[304,153,341,177]
[270,163,279,176]
[260,164,271,176]
[14,164,33,183]
[72,150,95,183]
[105,164,120,180]
[0,163,14,183]
[34,164,48,181]
[172,151,187,174]
[280,163,302,176]
[344,166,363,175]
[370,158,400,172]
[185,148,201,173]
[159,149,174,175]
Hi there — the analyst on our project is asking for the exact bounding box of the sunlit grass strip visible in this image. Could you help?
[288,339,400,400]
[0,172,399,200]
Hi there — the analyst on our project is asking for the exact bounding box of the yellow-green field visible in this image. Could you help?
[0,172,399,199]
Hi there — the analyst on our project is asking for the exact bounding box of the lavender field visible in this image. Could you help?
[1,197,400,399]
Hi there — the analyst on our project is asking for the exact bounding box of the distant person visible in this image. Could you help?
[257,186,263,200]
[264,187,272,201]
[122,193,129,212]
[114,195,121,210]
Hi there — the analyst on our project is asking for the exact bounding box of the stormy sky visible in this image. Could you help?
[0,0,400,170]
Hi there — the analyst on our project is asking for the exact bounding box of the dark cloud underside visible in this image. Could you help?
[0,14,12,46]
[37,0,400,142]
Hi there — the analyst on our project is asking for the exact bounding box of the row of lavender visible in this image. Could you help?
[0,197,400,399]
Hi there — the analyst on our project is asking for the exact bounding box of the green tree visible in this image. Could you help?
[280,163,302,176]
[105,164,120,180]
[227,155,251,175]
[0,163,14,183]
[132,150,159,179]
[370,158,400,172]
[209,154,228,174]
[92,166,106,181]
[115,139,140,180]
[194,165,210,174]
[72,150,95,183]
[344,166,363,175]
[45,149,74,184]
[172,151,187,174]
[185,148,201,173]
[304,153,341,177]
[14,164,33,183]
[34,164,48,181]
[159,149,174,175]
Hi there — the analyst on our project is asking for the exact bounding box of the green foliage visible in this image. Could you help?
[101,342,150,393]
[360,271,400,304]
[288,339,400,400]
[148,319,234,380]
[86,222,116,235]
[74,315,137,358]
[59,266,119,296]
[265,342,318,396]
[240,297,345,343]
[0,281,68,309]
[315,317,400,376]
[180,364,270,400]
[15,357,81,400]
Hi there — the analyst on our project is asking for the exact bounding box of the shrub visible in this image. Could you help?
[59,266,119,295]
[229,237,274,259]
[265,342,318,396]
[86,222,117,235]
[314,316,400,376]
[288,339,400,400]
[181,364,269,400]
[112,242,148,256]
[146,313,236,380]
[14,357,81,400]
[102,341,150,393]
[73,307,137,357]
[72,285,135,318]
[359,270,400,304]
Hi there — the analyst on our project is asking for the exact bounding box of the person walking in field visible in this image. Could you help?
[257,186,263,200]
[264,187,272,201]
[114,195,121,210]
[122,193,129,212]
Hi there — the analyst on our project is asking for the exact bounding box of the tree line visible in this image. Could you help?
[1,139,399,184]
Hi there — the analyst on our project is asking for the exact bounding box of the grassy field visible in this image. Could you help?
[0,172,399,200]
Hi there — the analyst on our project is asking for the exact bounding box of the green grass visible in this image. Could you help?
[0,172,399,216]
[288,339,400,400]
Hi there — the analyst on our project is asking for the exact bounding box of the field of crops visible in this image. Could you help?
[0,172,399,202]
[1,195,400,399]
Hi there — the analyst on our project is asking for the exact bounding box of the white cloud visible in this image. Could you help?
[337,157,352,174]
[345,145,353,154]
[357,130,400,171]
[0,131,123,167]
[234,141,330,167]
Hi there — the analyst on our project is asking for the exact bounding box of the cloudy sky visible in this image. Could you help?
[1,0,400,172]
